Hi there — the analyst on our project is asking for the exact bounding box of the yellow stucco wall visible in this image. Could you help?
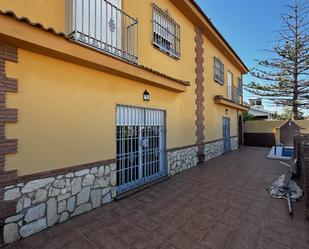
[0,0,66,33]
[244,121,284,133]
[124,0,196,83]
[203,35,241,141]
[5,49,196,175]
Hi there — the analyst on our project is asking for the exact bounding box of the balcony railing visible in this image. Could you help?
[67,0,138,64]
[228,86,242,104]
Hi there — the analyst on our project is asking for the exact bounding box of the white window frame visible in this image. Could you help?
[152,3,180,59]
[227,71,233,100]
[214,57,224,84]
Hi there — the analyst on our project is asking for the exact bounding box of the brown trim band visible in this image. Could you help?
[167,137,238,153]
[0,158,116,187]
[167,144,197,153]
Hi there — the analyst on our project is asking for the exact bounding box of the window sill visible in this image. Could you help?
[214,78,224,85]
[153,43,180,60]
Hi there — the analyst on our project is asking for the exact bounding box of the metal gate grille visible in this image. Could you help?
[116,105,167,194]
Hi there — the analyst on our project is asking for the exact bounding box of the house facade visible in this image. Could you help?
[248,98,275,120]
[0,0,249,244]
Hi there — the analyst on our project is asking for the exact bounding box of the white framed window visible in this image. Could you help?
[152,3,180,59]
[238,77,243,96]
[214,57,224,84]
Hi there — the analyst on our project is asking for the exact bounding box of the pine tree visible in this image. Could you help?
[246,0,309,120]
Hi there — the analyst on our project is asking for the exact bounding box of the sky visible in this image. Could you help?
[195,0,307,114]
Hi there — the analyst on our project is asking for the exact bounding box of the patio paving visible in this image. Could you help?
[4,147,309,249]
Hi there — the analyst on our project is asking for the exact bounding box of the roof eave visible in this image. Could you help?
[170,0,249,74]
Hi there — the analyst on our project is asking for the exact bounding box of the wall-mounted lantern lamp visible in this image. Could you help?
[225,109,229,115]
[143,90,150,102]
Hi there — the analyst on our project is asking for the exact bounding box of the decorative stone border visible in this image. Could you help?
[0,42,18,246]
[194,27,205,163]
[204,137,239,162]
[168,146,198,176]
[204,140,223,161]
[167,137,239,176]
[231,136,239,151]
[2,161,116,244]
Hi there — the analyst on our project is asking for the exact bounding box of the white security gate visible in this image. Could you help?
[116,105,167,194]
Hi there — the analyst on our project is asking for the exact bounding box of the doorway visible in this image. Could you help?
[238,114,243,145]
[222,117,231,154]
[116,105,167,194]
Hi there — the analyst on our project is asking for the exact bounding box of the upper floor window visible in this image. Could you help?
[238,77,243,96]
[152,3,180,59]
[214,57,224,84]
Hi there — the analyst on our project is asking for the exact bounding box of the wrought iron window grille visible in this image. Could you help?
[152,3,180,59]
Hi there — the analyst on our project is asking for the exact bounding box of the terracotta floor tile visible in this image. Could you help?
[18,232,53,249]
[53,229,88,248]
[260,221,290,246]
[87,229,129,249]
[44,223,72,238]
[257,238,289,249]
[62,238,97,249]
[167,232,197,249]
[136,217,160,232]
[290,238,309,249]
[196,223,236,249]
[228,222,261,249]
[180,222,208,241]
[123,210,146,224]
[3,244,20,249]
[161,243,177,249]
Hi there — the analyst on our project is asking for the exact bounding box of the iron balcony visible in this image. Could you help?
[67,0,138,64]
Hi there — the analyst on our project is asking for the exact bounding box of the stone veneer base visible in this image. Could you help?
[204,137,239,161]
[168,146,199,176]
[2,161,116,245]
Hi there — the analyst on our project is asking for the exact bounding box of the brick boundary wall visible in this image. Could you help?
[194,27,205,163]
[0,42,18,246]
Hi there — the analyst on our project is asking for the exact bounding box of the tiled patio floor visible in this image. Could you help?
[5,147,309,249]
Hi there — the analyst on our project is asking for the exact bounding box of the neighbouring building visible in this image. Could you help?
[248,98,275,120]
[0,0,249,244]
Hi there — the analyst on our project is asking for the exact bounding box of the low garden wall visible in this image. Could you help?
[244,120,309,147]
